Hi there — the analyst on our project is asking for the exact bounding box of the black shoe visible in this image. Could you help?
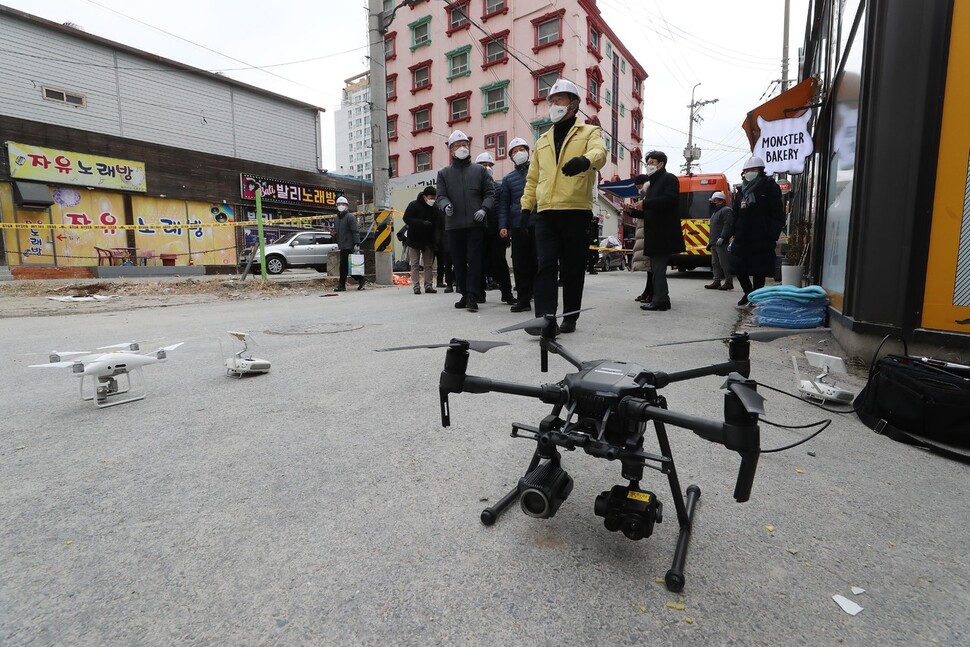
[413,286,421,295]
[501,292,516,305]
[526,323,557,337]
[719,282,734,291]
[510,302,531,313]
[436,281,445,288]
[640,299,671,311]
[424,286,437,294]
[704,281,721,290]
[444,285,454,294]
[356,282,365,291]
[334,285,346,292]
[454,297,468,309]
[634,292,652,303]
[737,295,749,306]
[475,295,486,304]
[588,270,598,275]
[466,300,479,312]
[559,319,577,333]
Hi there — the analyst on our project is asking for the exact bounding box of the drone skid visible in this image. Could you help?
[80,367,147,408]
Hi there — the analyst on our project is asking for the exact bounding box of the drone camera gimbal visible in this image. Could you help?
[435,324,765,592]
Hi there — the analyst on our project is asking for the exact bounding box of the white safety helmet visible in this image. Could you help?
[710,191,726,202]
[447,130,470,147]
[547,79,581,101]
[336,196,349,205]
[475,152,495,165]
[508,137,530,152]
[742,156,766,170]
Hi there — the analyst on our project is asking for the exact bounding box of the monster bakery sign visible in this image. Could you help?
[239,173,343,208]
[753,113,814,175]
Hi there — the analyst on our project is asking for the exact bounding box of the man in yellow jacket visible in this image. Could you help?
[520,79,607,334]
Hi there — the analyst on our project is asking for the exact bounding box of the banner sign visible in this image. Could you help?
[6,141,147,192]
[240,173,342,208]
[752,113,814,175]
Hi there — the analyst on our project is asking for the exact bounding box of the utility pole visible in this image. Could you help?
[781,0,791,91]
[683,83,718,175]
[367,0,390,210]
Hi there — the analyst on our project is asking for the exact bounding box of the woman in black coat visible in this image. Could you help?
[632,151,684,311]
[730,157,785,306]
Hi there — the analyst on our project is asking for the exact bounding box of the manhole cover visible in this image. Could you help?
[264,322,363,336]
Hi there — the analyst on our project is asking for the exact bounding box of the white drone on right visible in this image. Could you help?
[223,331,271,378]
[792,351,855,403]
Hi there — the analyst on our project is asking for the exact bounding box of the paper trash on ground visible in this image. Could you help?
[833,594,863,616]
[851,586,866,595]
[46,295,119,302]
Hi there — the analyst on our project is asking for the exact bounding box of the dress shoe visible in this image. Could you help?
[526,323,557,337]
[436,280,445,288]
[444,285,454,293]
[510,302,531,313]
[640,299,671,311]
[466,300,479,312]
[719,282,734,290]
[475,295,486,304]
[356,281,365,291]
[501,292,516,305]
[559,319,577,334]
[334,285,346,292]
[737,295,749,306]
[424,285,437,294]
[704,280,722,290]
[454,297,468,309]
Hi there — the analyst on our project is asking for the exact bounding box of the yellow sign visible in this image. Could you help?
[626,491,652,503]
[6,141,147,192]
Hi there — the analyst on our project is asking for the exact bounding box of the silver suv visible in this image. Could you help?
[240,231,338,275]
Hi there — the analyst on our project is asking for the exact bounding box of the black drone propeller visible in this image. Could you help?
[375,340,510,354]
[648,327,831,348]
[495,308,594,334]
[723,375,766,415]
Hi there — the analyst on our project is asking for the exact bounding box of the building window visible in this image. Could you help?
[605,42,613,59]
[387,115,398,142]
[43,86,86,107]
[384,31,397,60]
[532,63,565,104]
[389,154,399,179]
[531,118,553,140]
[481,80,509,116]
[633,75,643,100]
[621,59,626,74]
[534,16,563,52]
[447,1,470,35]
[484,132,507,159]
[588,22,601,60]
[630,148,641,176]
[481,30,509,69]
[482,0,506,20]
[409,60,432,94]
[586,66,603,110]
[386,73,397,101]
[409,15,431,51]
[446,91,472,126]
[446,45,472,81]
[605,89,612,106]
[410,103,433,134]
[631,108,643,142]
[412,147,433,173]
[620,103,625,117]
[619,146,624,160]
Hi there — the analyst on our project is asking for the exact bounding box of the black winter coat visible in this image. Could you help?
[402,192,439,250]
[730,175,785,277]
[634,168,685,256]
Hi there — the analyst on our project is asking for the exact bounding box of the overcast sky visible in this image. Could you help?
[5,0,809,179]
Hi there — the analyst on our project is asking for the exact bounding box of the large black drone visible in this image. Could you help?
[379,314,827,592]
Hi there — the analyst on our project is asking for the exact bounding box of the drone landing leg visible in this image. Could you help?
[480,451,541,526]
[653,421,702,593]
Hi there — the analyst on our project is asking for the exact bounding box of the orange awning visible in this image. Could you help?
[742,77,819,150]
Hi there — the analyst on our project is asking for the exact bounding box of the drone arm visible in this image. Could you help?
[620,397,760,503]
[646,360,745,388]
[540,339,586,371]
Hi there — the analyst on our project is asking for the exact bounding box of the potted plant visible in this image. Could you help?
[781,220,809,286]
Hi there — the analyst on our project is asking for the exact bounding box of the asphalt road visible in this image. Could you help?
[2,269,967,646]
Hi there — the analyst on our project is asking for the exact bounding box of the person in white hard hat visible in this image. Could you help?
[475,150,514,304]
[499,136,536,312]
[519,79,607,334]
[436,129,496,313]
[730,155,784,306]
[333,196,365,291]
[705,190,735,291]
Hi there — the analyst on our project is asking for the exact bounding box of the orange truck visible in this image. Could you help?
[671,173,732,272]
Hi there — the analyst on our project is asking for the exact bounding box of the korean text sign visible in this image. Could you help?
[240,174,341,208]
[6,141,147,192]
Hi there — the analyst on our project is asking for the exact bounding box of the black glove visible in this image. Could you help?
[561,156,591,177]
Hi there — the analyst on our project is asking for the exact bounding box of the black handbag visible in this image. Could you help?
[854,335,970,462]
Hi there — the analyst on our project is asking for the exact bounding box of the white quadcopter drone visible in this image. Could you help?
[223,331,271,378]
[792,351,855,403]
[30,341,183,408]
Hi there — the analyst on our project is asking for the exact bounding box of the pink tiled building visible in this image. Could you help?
[382,0,647,181]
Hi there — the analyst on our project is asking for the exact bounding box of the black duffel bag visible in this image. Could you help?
[854,334,970,462]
